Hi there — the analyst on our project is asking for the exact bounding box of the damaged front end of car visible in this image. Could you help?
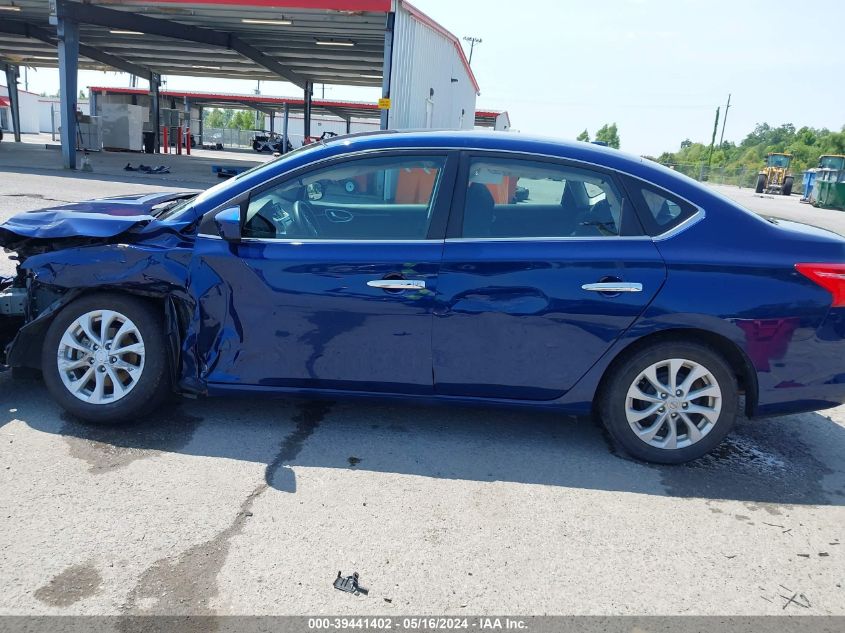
[0,192,204,394]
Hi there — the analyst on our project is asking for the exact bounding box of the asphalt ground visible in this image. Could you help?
[0,165,844,618]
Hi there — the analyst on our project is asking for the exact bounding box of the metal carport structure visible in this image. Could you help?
[0,0,477,168]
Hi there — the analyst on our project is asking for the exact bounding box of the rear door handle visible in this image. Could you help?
[582,282,643,293]
[367,279,426,290]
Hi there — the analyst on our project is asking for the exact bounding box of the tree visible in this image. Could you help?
[230,110,257,130]
[595,123,620,149]
[576,129,590,142]
[655,122,845,185]
[205,108,228,129]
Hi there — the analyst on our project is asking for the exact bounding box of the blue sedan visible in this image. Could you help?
[2,131,844,463]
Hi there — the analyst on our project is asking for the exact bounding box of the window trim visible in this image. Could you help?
[446,150,645,240]
[234,149,459,243]
[621,174,702,237]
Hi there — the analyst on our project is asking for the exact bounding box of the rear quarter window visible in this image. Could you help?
[629,181,698,236]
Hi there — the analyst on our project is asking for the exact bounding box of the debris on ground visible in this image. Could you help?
[124,163,171,174]
[334,571,368,596]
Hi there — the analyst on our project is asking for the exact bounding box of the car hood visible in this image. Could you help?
[0,191,197,241]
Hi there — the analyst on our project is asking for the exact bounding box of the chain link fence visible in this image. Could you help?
[660,163,807,194]
[201,127,310,150]
[202,127,259,149]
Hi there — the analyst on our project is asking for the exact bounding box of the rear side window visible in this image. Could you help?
[633,183,698,235]
[460,158,626,238]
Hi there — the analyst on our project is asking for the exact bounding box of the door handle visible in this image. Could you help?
[367,279,426,290]
[582,282,643,293]
[326,209,353,223]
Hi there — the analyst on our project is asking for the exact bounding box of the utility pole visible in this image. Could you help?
[462,36,482,65]
[707,106,720,170]
[718,93,731,148]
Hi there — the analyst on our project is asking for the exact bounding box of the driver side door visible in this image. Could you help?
[190,151,457,395]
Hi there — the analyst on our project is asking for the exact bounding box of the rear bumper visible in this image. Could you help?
[754,309,845,417]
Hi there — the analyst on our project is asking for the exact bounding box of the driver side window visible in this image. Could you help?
[243,155,447,240]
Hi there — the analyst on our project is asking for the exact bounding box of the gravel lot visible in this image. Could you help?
[1,164,844,617]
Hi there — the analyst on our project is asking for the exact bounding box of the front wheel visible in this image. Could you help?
[42,294,171,424]
[782,176,794,196]
[598,342,738,464]
[755,174,766,193]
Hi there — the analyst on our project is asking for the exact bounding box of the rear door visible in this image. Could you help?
[432,153,668,400]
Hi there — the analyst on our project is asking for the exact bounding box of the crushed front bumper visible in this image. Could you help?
[0,279,26,366]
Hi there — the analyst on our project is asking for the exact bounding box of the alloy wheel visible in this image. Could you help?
[56,309,146,404]
[625,358,722,450]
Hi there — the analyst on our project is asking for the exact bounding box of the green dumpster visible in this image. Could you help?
[812,169,845,211]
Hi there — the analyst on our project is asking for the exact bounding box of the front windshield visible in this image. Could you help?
[768,154,791,168]
[156,141,326,222]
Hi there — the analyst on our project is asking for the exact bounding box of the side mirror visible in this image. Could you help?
[214,206,241,241]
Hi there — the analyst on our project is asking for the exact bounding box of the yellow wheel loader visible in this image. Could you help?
[755,153,794,195]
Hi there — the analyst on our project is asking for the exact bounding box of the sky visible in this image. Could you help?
[13,0,845,156]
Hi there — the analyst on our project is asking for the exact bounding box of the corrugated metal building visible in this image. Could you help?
[387,2,480,130]
[0,0,490,165]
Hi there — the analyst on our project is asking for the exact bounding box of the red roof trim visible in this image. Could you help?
[0,96,10,107]
[400,1,480,94]
[132,0,391,10]
[88,86,381,111]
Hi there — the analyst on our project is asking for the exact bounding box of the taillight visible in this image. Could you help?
[795,263,845,307]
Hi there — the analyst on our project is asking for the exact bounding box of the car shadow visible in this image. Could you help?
[4,374,844,506]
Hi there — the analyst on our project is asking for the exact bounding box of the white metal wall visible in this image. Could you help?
[0,85,40,134]
[38,98,89,133]
[388,3,477,131]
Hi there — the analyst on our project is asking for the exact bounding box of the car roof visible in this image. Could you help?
[316,129,694,192]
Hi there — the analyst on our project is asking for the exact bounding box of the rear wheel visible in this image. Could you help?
[598,342,738,464]
[782,176,794,196]
[42,294,171,424]
[755,174,766,193]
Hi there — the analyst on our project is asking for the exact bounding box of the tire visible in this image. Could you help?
[782,176,794,196]
[252,141,262,152]
[42,293,171,424]
[755,174,766,194]
[598,341,738,464]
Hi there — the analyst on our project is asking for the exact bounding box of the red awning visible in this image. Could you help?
[0,97,10,107]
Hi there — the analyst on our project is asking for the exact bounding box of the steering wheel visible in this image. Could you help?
[292,200,320,238]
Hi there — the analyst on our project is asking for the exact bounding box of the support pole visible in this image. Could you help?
[198,106,204,147]
[380,12,395,130]
[303,81,313,140]
[56,17,79,169]
[89,89,98,117]
[282,102,290,153]
[269,110,275,135]
[183,96,191,155]
[4,65,21,142]
[150,73,161,153]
